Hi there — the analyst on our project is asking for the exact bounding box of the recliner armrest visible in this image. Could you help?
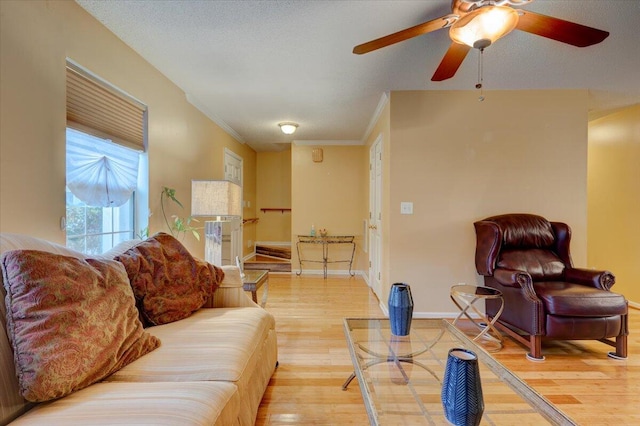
[565,267,615,291]
[493,268,540,303]
[493,268,533,288]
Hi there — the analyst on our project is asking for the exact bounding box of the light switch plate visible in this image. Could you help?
[400,202,413,215]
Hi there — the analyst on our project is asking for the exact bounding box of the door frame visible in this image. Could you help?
[369,134,383,299]
[224,148,243,265]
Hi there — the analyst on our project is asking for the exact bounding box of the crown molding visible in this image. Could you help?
[361,91,389,143]
[185,93,245,144]
[293,140,362,146]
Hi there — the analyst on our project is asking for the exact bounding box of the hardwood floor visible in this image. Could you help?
[256,274,640,425]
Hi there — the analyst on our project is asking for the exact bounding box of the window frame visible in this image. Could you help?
[65,59,149,253]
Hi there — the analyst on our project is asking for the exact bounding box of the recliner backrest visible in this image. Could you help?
[490,214,555,249]
[475,214,567,280]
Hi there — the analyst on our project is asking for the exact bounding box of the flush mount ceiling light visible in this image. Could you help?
[278,122,298,135]
[449,5,519,49]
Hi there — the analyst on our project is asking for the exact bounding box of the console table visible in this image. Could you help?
[296,235,356,278]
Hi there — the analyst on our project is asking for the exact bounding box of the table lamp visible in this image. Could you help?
[191,180,242,265]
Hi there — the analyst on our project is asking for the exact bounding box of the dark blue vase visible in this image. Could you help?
[388,283,413,336]
[441,348,484,426]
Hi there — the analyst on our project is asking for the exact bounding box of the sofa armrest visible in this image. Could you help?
[204,265,259,308]
[565,267,615,291]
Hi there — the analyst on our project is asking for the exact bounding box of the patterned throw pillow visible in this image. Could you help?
[115,233,225,326]
[1,251,160,402]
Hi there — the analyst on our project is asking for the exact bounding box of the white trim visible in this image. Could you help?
[361,91,390,143]
[362,270,371,287]
[379,300,388,317]
[186,93,245,143]
[224,148,244,185]
[256,241,292,247]
[362,219,368,254]
[293,140,362,146]
[628,300,640,310]
[66,58,147,109]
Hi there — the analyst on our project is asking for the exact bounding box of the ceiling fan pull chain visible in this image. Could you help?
[476,48,485,102]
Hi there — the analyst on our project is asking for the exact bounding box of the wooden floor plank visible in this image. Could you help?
[256,273,639,425]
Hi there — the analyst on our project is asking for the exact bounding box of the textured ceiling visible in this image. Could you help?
[76,0,640,152]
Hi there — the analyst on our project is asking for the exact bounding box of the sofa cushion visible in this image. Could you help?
[115,233,224,326]
[0,233,85,260]
[1,250,160,402]
[92,238,143,260]
[9,381,239,426]
[1,233,92,424]
[107,307,275,383]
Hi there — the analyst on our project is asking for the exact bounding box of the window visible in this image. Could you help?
[65,188,135,255]
[66,129,139,254]
[66,60,148,253]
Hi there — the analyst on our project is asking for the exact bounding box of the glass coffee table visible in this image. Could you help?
[343,318,576,425]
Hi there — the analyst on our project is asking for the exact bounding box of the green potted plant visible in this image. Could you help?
[160,186,201,241]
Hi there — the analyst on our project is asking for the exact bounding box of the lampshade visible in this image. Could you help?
[278,122,298,135]
[449,6,519,49]
[191,180,242,218]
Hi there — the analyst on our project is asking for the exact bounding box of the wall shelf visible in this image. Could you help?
[260,208,291,213]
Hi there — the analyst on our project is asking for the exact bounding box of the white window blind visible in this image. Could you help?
[66,62,146,151]
[66,128,140,207]
[65,59,147,208]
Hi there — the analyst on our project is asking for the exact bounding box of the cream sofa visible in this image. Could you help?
[0,233,278,425]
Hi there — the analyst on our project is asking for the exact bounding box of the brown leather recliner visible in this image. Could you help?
[474,213,628,360]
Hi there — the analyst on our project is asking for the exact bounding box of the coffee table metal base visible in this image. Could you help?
[342,331,444,390]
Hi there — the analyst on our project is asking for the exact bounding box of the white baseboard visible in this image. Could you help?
[255,241,292,247]
[629,300,640,310]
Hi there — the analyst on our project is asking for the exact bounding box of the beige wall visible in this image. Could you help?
[291,145,367,274]
[2,1,626,314]
[255,150,291,244]
[387,90,589,315]
[0,1,256,260]
[588,105,640,304]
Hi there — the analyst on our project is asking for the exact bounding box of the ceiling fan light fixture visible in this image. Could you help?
[278,122,298,135]
[449,5,519,48]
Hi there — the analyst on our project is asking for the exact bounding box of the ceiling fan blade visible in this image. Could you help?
[516,10,609,47]
[353,16,453,55]
[431,42,471,81]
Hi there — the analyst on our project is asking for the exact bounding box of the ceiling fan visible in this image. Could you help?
[353,0,609,81]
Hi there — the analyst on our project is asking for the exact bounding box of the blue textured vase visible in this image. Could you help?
[441,348,484,426]
[388,283,413,336]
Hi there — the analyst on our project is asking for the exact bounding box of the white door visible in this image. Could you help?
[369,135,383,299]
[224,149,243,265]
